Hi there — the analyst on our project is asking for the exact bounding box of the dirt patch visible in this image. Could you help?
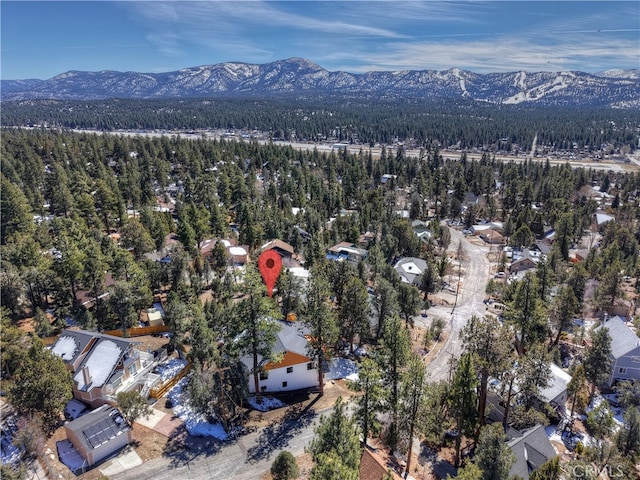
[245,378,356,429]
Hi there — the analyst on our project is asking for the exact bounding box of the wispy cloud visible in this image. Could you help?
[120,1,639,73]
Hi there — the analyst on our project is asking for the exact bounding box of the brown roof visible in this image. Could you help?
[359,448,402,480]
[261,239,295,255]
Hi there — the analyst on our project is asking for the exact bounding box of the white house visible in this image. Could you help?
[393,257,427,285]
[242,320,318,394]
[595,316,640,386]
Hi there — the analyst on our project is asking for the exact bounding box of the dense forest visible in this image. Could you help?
[3,97,639,152]
[1,123,640,479]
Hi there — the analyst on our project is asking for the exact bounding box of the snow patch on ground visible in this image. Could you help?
[56,440,88,473]
[326,357,359,381]
[154,358,188,382]
[167,378,228,440]
[64,399,88,420]
[247,396,286,412]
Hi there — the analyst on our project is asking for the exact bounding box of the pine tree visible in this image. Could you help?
[309,397,361,480]
[9,337,72,432]
[302,268,339,395]
[349,357,384,446]
[474,423,515,480]
[376,315,410,451]
[584,328,612,400]
[399,353,428,478]
[449,353,478,466]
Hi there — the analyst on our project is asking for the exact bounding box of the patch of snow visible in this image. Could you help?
[154,358,188,382]
[247,396,286,412]
[51,336,78,361]
[1,435,22,466]
[56,440,88,473]
[64,399,88,420]
[326,357,359,381]
[167,378,228,440]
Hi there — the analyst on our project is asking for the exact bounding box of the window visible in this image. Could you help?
[286,366,293,374]
[618,367,627,374]
[307,362,314,370]
[282,381,288,388]
[128,364,137,376]
[259,371,269,380]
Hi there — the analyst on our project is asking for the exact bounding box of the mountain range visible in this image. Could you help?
[2,57,639,107]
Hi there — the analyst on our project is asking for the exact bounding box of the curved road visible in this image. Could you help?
[419,228,492,383]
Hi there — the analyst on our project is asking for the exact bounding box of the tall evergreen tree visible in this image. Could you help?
[349,357,384,446]
[302,267,339,395]
[449,353,478,466]
[9,337,72,432]
[584,328,613,400]
[309,397,361,480]
[376,315,410,451]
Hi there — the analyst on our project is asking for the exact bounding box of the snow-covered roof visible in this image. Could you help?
[595,212,614,225]
[51,336,79,361]
[74,340,122,390]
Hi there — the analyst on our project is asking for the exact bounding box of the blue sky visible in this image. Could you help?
[1,1,638,80]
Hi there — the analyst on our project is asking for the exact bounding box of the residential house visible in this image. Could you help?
[509,250,538,274]
[595,316,640,386]
[539,363,572,410]
[480,229,505,245]
[394,257,427,286]
[64,405,132,469]
[412,220,434,245]
[507,425,557,480]
[242,320,318,394]
[327,242,368,263]
[261,239,295,261]
[51,330,154,408]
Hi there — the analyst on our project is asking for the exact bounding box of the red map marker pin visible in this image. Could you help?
[258,250,282,297]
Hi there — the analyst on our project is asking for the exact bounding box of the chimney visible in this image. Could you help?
[82,365,92,386]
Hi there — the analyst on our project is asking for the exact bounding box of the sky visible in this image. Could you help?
[1,1,639,80]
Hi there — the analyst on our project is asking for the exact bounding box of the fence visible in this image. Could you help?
[149,361,192,399]
[103,324,170,337]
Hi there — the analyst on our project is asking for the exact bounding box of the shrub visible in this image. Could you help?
[270,450,299,480]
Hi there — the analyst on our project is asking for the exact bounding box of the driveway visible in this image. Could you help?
[110,401,322,480]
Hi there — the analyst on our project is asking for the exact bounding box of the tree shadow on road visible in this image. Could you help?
[163,424,223,469]
[245,395,320,464]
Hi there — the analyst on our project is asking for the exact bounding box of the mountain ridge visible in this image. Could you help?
[2,57,639,107]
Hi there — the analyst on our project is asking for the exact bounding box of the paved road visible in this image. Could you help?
[419,228,492,383]
[111,402,325,480]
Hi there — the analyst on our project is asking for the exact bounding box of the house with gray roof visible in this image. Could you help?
[539,363,572,409]
[393,257,427,286]
[595,316,640,386]
[64,405,132,469]
[507,425,557,480]
[51,330,153,407]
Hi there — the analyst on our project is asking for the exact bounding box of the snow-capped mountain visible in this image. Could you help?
[2,58,638,107]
